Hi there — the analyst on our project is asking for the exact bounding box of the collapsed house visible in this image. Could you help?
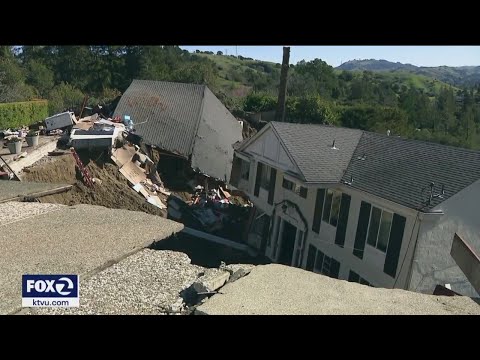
[1,82,251,234]
[113,80,243,183]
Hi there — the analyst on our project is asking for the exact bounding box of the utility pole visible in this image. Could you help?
[274,46,290,123]
[236,46,238,56]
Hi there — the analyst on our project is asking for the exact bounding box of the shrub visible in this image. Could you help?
[47,83,84,115]
[243,92,277,112]
[0,100,48,129]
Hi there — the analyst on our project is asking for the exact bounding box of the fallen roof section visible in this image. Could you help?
[195,264,480,315]
[0,181,72,203]
[114,80,205,158]
[114,80,243,182]
[0,202,183,315]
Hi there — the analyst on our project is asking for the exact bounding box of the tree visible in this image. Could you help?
[294,58,339,98]
[216,51,223,56]
[0,57,36,102]
[25,60,54,97]
[243,92,277,112]
[47,82,84,114]
[287,96,339,125]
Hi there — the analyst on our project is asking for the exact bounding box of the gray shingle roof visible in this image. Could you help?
[114,80,242,182]
[114,80,205,157]
[249,122,480,211]
[342,132,480,211]
[271,122,363,183]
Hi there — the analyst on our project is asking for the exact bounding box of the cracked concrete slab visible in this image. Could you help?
[196,264,480,315]
[0,202,183,315]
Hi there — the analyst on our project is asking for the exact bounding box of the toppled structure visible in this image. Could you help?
[113,80,243,183]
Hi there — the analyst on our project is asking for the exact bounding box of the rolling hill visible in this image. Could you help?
[337,59,480,86]
[195,53,463,101]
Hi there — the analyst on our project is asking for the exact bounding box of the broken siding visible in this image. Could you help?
[191,87,242,182]
[113,80,205,157]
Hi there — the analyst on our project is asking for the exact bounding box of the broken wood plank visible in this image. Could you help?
[219,186,231,199]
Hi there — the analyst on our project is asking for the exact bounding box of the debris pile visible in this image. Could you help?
[237,117,258,139]
[167,182,252,241]
[3,103,254,243]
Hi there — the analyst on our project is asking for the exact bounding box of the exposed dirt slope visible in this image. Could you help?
[23,154,166,217]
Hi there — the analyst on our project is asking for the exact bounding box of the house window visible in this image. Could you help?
[314,249,325,273]
[366,206,394,253]
[348,270,372,286]
[240,160,250,180]
[311,248,340,279]
[299,186,308,198]
[260,163,271,190]
[322,189,342,227]
[282,177,308,199]
[282,178,294,190]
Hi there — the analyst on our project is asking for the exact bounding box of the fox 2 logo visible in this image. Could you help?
[22,275,79,298]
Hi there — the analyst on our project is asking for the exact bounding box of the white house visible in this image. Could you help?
[230,121,480,297]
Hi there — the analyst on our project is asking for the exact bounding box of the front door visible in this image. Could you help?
[278,221,297,266]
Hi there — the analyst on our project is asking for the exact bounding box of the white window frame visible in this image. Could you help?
[282,177,308,198]
[322,189,342,228]
[366,206,393,254]
[259,163,271,190]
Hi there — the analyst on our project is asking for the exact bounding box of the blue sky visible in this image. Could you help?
[180,46,480,67]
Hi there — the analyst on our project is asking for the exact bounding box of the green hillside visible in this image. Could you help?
[1,46,479,150]
[338,59,480,86]
[197,52,458,101]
